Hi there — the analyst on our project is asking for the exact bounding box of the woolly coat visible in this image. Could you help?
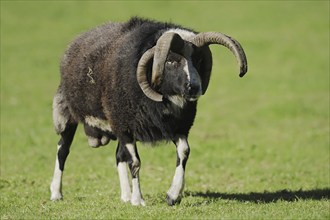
[59,17,197,143]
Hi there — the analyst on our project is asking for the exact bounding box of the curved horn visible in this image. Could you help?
[192,32,248,77]
[151,32,184,86]
[137,47,163,102]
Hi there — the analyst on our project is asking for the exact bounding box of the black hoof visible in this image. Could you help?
[166,194,181,206]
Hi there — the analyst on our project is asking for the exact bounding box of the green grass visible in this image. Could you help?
[1,1,329,219]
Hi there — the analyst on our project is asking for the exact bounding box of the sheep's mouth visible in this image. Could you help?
[184,87,202,101]
[185,94,200,102]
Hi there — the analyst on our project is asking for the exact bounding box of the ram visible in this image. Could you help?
[50,17,248,206]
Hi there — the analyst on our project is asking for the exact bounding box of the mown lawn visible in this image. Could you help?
[1,1,329,219]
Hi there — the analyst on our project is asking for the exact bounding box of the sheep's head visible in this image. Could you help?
[136,31,248,103]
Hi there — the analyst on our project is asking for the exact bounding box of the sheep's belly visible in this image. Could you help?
[84,116,113,132]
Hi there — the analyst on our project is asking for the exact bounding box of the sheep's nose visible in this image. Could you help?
[188,83,202,96]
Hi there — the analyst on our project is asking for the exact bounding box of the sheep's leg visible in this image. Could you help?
[116,141,145,206]
[50,123,77,201]
[126,143,145,206]
[167,136,190,206]
[116,142,131,203]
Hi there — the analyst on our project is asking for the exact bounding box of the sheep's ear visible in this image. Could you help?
[199,46,213,95]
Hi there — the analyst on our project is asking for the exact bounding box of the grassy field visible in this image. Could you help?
[1,1,329,219]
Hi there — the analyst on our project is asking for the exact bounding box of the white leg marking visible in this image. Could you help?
[131,178,145,206]
[117,162,131,202]
[167,165,185,201]
[126,144,145,206]
[167,137,189,202]
[50,145,63,201]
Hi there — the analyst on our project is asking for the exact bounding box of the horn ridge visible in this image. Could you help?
[192,32,248,77]
[136,47,163,102]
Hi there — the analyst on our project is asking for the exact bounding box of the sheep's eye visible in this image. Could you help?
[166,53,181,67]
[166,60,178,66]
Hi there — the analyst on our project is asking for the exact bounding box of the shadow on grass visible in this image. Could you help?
[186,188,330,203]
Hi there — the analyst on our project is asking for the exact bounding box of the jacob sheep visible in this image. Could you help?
[50,17,248,206]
